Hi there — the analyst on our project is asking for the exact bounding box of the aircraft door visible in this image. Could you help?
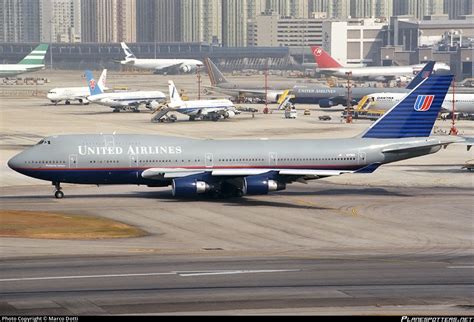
[205,153,213,167]
[130,155,139,167]
[69,154,78,168]
[358,152,366,165]
[269,152,277,166]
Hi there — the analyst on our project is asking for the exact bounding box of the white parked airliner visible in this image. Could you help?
[166,80,239,121]
[311,46,451,82]
[47,69,108,105]
[85,70,165,112]
[120,42,203,74]
[364,92,474,114]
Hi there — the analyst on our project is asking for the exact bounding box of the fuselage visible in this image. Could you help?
[87,91,165,107]
[319,63,450,81]
[0,64,45,77]
[8,134,443,186]
[121,58,203,72]
[171,99,235,116]
[47,87,90,103]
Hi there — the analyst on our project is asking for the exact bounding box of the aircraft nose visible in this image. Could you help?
[7,153,22,171]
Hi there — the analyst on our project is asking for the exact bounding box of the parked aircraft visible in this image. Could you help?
[47,69,108,105]
[204,58,296,103]
[157,80,240,121]
[0,44,49,77]
[311,46,450,82]
[84,70,165,112]
[119,42,203,74]
[8,74,465,199]
[291,60,436,107]
[364,92,474,114]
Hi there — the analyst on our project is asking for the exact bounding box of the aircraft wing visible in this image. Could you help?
[141,163,381,181]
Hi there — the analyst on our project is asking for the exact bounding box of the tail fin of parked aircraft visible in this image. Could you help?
[204,58,228,86]
[362,74,453,139]
[85,70,104,96]
[168,80,184,107]
[405,61,435,90]
[97,69,107,91]
[310,46,343,68]
[120,42,136,60]
[18,44,49,65]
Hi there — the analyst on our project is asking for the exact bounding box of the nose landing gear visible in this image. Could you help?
[53,182,64,199]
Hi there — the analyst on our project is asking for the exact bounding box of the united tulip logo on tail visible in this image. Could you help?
[414,95,434,112]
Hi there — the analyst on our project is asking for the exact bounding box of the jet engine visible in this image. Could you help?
[266,93,281,103]
[172,177,212,197]
[147,100,161,109]
[223,110,236,119]
[318,99,335,108]
[180,64,193,73]
[243,175,286,195]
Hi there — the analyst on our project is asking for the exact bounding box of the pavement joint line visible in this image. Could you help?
[0,269,301,282]
[447,266,474,269]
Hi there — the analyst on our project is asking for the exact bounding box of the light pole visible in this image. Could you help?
[345,71,352,123]
[48,18,54,70]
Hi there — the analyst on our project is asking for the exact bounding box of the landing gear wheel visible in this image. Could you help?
[55,190,64,199]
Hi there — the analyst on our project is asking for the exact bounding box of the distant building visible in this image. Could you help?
[222,0,248,47]
[322,18,388,65]
[393,0,444,19]
[445,0,473,19]
[40,0,81,43]
[81,0,136,43]
[248,12,323,47]
[0,0,40,42]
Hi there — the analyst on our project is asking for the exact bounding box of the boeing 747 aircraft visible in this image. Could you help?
[120,42,203,74]
[8,74,464,199]
[0,44,49,77]
[311,46,450,82]
[47,69,108,105]
[85,70,166,112]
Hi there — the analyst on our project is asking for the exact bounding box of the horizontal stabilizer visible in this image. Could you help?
[354,162,382,173]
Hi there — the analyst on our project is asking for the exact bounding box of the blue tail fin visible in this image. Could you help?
[405,61,435,90]
[362,74,453,139]
[85,70,103,96]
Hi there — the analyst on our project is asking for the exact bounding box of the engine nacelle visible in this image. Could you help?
[147,100,161,109]
[223,110,236,118]
[319,99,335,108]
[180,64,193,73]
[172,177,211,197]
[243,176,286,195]
[266,93,281,103]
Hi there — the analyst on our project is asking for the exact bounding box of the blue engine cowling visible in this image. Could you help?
[243,175,286,195]
[172,177,211,197]
[318,99,335,108]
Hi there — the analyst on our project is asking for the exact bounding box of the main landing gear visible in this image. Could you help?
[53,182,64,199]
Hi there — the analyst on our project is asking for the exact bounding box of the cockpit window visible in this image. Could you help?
[36,139,51,145]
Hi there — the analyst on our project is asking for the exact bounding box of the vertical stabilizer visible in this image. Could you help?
[362,74,453,139]
[121,42,136,59]
[85,70,103,96]
[97,69,107,91]
[18,44,49,65]
[310,46,343,68]
[168,80,184,107]
[204,58,228,86]
[406,61,435,90]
